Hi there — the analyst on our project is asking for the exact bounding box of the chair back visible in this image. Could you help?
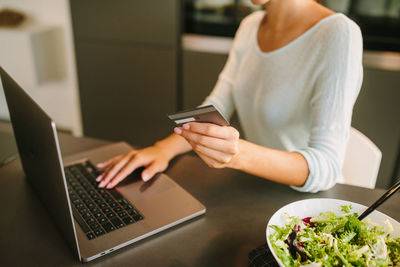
[342,127,382,189]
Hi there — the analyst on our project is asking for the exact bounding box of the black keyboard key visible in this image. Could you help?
[79,208,88,214]
[110,218,124,229]
[86,217,96,224]
[83,185,91,191]
[99,192,109,199]
[122,204,133,210]
[106,212,116,219]
[89,222,100,230]
[76,164,87,171]
[127,209,139,216]
[86,232,95,240]
[118,212,127,218]
[113,206,122,213]
[97,189,106,195]
[98,216,107,224]
[102,207,111,213]
[133,214,143,221]
[122,216,134,225]
[85,161,98,172]
[83,173,93,181]
[94,228,105,237]
[102,222,115,233]
[95,199,104,205]
[110,189,124,200]
[89,207,99,214]
[82,212,92,219]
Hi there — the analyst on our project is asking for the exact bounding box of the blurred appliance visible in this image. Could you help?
[324,0,400,52]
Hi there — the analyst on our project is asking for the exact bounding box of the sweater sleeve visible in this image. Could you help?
[201,13,257,120]
[291,18,363,193]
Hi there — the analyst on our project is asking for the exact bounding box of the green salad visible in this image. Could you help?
[268,205,400,266]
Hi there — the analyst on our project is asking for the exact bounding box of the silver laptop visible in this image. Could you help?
[0,66,206,262]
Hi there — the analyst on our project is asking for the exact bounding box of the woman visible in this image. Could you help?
[96,0,363,193]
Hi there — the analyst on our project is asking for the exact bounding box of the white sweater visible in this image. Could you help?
[202,11,363,193]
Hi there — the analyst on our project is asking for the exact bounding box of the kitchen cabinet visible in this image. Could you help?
[74,41,177,146]
[183,50,227,109]
[182,49,242,131]
[352,68,400,189]
[70,0,181,146]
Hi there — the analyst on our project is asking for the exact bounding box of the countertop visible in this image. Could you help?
[1,124,399,266]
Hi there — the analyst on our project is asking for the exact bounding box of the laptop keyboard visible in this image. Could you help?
[65,161,143,240]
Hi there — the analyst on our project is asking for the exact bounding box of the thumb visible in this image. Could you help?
[141,162,167,182]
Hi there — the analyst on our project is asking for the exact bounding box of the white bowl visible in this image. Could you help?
[266,198,400,267]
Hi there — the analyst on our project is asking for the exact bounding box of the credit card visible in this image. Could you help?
[167,105,229,127]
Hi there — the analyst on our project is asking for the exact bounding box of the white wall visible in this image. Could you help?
[0,0,82,135]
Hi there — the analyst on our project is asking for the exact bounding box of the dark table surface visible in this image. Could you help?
[1,123,399,266]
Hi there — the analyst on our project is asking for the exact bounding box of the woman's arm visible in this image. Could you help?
[234,140,309,186]
[176,122,309,187]
[290,17,364,192]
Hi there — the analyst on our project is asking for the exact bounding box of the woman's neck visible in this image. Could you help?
[263,0,315,32]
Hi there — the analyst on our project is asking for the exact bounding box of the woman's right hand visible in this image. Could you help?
[95,144,173,189]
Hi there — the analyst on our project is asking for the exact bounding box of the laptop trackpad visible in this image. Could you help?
[116,172,175,202]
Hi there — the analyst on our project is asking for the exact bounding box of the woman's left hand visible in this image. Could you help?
[174,122,240,168]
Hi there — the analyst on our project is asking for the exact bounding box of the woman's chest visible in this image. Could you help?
[232,49,316,128]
